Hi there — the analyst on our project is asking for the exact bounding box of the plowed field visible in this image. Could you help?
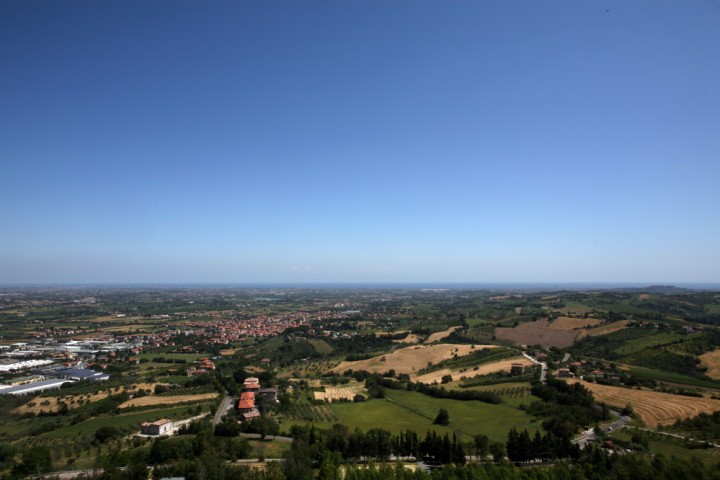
[495,320,578,348]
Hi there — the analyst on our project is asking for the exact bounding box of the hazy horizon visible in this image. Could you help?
[2,282,720,292]
[1,2,719,284]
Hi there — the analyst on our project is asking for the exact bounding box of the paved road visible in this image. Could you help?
[49,468,104,479]
[238,433,293,443]
[572,411,632,448]
[562,353,570,363]
[523,353,547,383]
[631,427,720,448]
[213,395,235,426]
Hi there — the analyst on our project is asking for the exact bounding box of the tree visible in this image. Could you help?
[474,434,490,459]
[13,445,52,475]
[433,408,450,426]
[94,425,121,444]
[489,442,506,462]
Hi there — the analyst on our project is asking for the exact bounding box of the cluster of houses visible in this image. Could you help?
[186,357,216,376]
[236,377,278,422]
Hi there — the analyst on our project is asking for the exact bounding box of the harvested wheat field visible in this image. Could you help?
[376,330,407,336]
[495,320,578,348]
[330,344,496,375]
[393,333,422,344]
[577,320,629,339]
[699,349,720,380]
[549,316,602,330]
[119,392,218,409]
[314,381,367,402]
[426,327,461,343]
[413,357,534,384]
[568,379,720,427]
[14,382,159,415]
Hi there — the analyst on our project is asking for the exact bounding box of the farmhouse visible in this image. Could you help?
[257,388,278,403]
[141,419,173,436]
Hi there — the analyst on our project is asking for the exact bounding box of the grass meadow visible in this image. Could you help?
[282,389,539,443]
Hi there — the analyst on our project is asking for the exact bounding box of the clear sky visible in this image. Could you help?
[1,1,719,284]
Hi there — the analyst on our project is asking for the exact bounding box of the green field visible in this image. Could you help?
[612,429,720,465]
[613,332,684,355]
[627,366,720,389]
[308,339,334,354]
[465,317,489,327]
[43,404,210,438]
[248,439,292,459]
[283,389,539,443]
[157,375,193,384]
[138,353,206,361]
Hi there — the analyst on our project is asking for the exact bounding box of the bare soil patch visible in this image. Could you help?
[412,357,534,384]
[495,320,578,348]
[329,344,497,375]
[549,316,602,330]
[577,320,629,339]
[119,392,218,409]
[568,379,720,427]
[699,349,720,380]
[426,327,461,343]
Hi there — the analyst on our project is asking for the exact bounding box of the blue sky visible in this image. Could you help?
[1,1,719,284]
